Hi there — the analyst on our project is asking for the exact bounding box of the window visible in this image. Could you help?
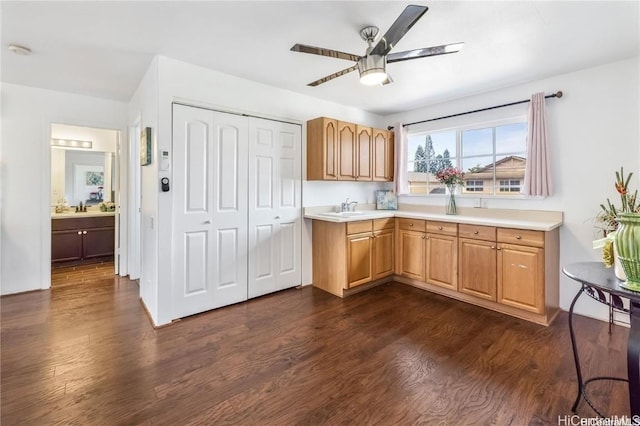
[499,179,521,192]
[406,119,527,196]
[466,180,484,192]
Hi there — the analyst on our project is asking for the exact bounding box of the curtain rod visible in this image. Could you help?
[387,90,563,131]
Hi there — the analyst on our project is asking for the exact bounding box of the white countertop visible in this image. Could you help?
[304,204,563,231]
[51,211,116,219]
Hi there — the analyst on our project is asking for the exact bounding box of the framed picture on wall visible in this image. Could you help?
[140,127,152,166]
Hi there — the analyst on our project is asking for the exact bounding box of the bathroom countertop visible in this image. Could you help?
[51,211,116,219]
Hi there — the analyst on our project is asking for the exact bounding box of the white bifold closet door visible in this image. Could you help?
[172,104,301,320]
[172,105,248,319]
[248,118,302,298]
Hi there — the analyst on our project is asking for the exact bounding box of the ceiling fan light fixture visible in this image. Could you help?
[358,55,387,86]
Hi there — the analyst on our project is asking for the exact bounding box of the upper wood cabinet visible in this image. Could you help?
[337,121,357,180]
[373,128,394,181]
[307,117,338,180]
[355,125,373,181]
[307,117,393,182]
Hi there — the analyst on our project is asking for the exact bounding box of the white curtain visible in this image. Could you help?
[394,122,409,195]
[522,92,552,197]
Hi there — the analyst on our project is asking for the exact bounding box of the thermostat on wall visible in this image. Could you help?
[161,150,170,171]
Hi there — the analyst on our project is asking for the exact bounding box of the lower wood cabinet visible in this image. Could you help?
[425,222,458,291]
[313,218,394,297]
[496,229,546,314]
[312,216,559,325]
[397,218,426,281]
[52,215,115,265]
[347,232,373,287]
[458,224,497,301]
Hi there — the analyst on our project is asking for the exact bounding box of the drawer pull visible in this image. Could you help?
[516,235,522,239]
[474,231,479,235]
[83,231,87,235]
[77,231,82,235]
[409,223,413,227]
[491,245,495,249]
[438,226,443,230]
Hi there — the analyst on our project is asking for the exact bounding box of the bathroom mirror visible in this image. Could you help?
[51,148,115,207]
[50,123,118,208]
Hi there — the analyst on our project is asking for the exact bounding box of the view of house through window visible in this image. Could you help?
[406,120,528,196]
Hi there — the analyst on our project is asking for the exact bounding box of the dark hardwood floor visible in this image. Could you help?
[1,267,631,425]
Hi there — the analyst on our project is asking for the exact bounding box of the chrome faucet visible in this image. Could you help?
[341,197,358,212]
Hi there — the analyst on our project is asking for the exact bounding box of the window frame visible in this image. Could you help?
[404,116,529,199]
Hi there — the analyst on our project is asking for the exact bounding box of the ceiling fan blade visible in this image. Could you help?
[387,42,464,63]
[370,4,429,57]
[291,44,360,62]
[308,65,359,87]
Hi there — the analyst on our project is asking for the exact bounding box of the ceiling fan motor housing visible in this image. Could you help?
[358,54,386,85]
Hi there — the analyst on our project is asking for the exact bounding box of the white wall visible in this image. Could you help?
[386,57,640,322]
[127,57,160,320]
[0,83,127,295]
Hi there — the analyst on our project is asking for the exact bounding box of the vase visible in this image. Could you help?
[446,190,457,215]
[614,212,640,291]
[613,243,627,281]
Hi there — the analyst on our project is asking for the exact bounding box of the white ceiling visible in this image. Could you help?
[1,1,638,116]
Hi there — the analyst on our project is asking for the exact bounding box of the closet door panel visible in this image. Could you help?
[248,118,302,298]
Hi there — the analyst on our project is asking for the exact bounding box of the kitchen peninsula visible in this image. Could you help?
[306,204,563,326]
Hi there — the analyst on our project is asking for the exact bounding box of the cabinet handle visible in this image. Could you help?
[275,216,280,219]
[474,231,479,235]
[516,235,522,239]
[438,226,443,230]
[497,247,502,250]
[426,236,430,240]
[83,231,87,234]
[409,223,413,227]
[204,220,211,224]
[77,231,82,235]
[491,245,495,249]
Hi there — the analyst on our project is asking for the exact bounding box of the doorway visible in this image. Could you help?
[49,123,121,285]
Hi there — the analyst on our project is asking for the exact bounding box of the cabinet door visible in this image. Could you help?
[398,230,425,281]
[459,238,496,301]
[347,233,373,288]
[322,119,338,180]
[426,234,458,290]
[355,125,372,181]
[306,117,337,180]
[52,230,83,263]
[337,121,356,180]
[373,229,394,280]
[497,243,545,313]
[373,129,393,181]
[83,227,115,259]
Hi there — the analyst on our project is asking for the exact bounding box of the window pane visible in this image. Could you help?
[462,128,492,156]
[405,120,527,198]
[496,122,527,154]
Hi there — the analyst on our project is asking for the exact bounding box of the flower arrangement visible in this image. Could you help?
[435,167,465,190]
[594,167,639,270]
[436,167,465,215]
[596,167,638,237]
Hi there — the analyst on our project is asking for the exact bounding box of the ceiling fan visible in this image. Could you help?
[290,4,463,87]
